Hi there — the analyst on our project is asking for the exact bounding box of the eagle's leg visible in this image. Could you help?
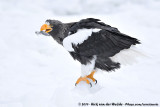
[75,76,92,87]
[87,70,97,84]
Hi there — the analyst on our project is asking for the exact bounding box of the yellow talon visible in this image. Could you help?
[75,76,90,85]
[87,70,97,84]
[75,71,97,87]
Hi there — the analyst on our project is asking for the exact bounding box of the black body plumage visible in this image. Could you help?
[46,18,140,72]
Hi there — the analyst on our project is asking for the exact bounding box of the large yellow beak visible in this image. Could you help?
[40,24,52,33]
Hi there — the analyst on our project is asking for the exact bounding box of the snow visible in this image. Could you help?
[0,0,160,107]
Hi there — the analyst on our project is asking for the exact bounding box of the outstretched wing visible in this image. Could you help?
[63,18,140,58]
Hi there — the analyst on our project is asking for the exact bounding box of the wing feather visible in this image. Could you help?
[73,30,140,57]
[64,18,140,58]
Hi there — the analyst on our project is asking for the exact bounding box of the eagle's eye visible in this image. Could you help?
[45,21,50,25]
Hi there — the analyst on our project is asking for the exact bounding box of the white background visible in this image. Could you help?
[0,0,160,107]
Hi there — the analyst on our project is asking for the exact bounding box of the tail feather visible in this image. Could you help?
[110,46,145,65]
[95,58,120,72]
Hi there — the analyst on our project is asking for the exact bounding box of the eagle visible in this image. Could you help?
[37,18,140,87]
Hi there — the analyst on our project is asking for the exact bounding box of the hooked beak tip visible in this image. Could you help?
[40,24,52,33]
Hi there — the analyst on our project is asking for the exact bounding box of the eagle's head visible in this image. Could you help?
[40,19,63,34]
[40,19,64,44]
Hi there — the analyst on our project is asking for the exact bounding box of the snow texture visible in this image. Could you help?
[0,0,160,107]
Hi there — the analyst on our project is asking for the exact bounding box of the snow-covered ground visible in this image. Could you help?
[0,0,160,107]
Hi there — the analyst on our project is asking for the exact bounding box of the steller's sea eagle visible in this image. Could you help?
[36,18,141,87]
